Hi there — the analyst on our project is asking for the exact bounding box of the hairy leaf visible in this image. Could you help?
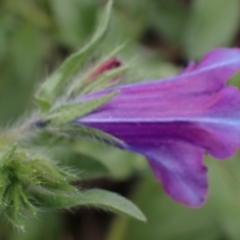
[0,143,17,168]
[35,0,113,111]
[32,188,146,222]
[45,91,118,126]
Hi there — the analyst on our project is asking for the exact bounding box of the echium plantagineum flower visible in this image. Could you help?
[75,48,240,207]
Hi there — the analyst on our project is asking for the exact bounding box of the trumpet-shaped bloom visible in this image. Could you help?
[75,48,240,207]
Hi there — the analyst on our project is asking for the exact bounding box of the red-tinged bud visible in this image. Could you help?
[86,57,123,83]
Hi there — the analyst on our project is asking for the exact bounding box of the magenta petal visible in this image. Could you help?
[75,48,240,207]
[147,140,207,207]
[80,48,240,121]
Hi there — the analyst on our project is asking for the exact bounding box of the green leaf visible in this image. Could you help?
[183,0,240,59]
[32,188,146,222]
[49,124,124,146]
[78,189,146,222]
[0,143,17,168]
[35,0,113,111]
[45,91,118,126]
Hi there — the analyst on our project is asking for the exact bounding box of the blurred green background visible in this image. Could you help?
[1,0,240,239]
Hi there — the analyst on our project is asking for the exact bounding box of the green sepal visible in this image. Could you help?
[0,172,10,204]
[5,204,25,231]
[31,188,146,222]
[48,124,124,146]
[35,0,113,112]
[0,144,18,206]
[3,182,25,231]
[45,91,118,126]
[79,65,129,96]
[0,143,17,168]
[0,147,78,230]
[67,42,128,96]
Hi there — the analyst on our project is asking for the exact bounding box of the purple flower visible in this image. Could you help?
[75,48,240,207]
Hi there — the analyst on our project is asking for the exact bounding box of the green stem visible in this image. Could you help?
[0,116,40,150]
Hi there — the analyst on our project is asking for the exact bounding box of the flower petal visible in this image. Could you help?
[146,140,208,207]
[78,86,240,161]
[80,48,240,120]
[75,48,240,206]
[77,123,208,206]
[78,48,240,159]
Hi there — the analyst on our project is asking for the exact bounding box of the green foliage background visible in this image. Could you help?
[1,0,240,239]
